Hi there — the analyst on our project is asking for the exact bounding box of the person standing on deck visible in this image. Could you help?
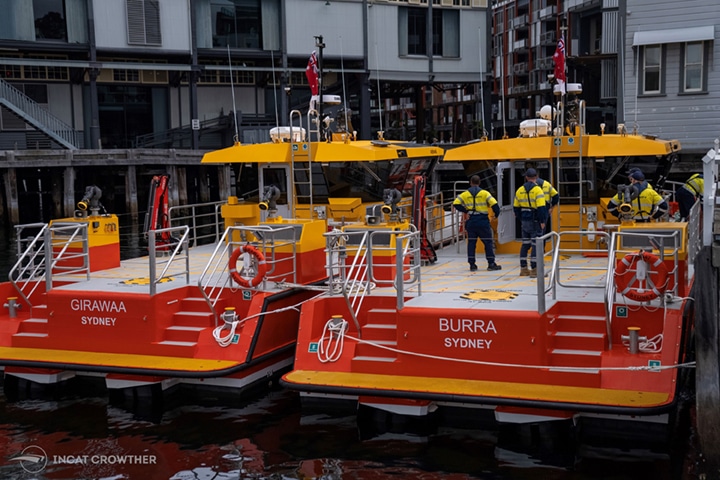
[453,175,502,272]
[676,173,703,221]
[513,169,548,278]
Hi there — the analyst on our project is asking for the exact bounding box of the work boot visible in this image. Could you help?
[519,267,530,276]
[469,263,478,271]
[529,268,537,278]
[487,264,502,271]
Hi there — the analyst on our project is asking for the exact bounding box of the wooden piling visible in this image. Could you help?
[63,166,76,217]
[3,166,19,225]
[694,245,720,474]
[125,165,138,221]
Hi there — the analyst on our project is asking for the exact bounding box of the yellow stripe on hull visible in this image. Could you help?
[284,370,671,408]
[0,347,239,373]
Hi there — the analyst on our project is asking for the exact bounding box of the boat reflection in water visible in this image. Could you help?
[0,386,684,479]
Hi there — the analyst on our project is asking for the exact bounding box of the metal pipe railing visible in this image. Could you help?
[0,77,80,149]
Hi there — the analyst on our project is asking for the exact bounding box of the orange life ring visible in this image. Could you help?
[229,245,267,288]
[614,251,669,302]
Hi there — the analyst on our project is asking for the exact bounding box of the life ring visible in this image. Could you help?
[614,251,669,302]
[229,245,267,288]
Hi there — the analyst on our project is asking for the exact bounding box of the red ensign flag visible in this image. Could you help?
[553,35,566,94]
[305,51,319,96]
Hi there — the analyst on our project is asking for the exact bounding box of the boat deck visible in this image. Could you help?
[45,238,684,316]
[380,240,685,313]
[50,243,261,295]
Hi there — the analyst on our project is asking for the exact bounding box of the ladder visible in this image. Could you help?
[289,109,315,218]
[554,99,588,240]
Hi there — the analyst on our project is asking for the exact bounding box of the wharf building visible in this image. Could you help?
[0,0,716,227]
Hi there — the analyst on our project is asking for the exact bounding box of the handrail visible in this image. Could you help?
[168,200,225,247]
[538,227,683,348]
[0,77,80,149]
[324,227,422,322]
[394,228,422,310]
[8,222,89,307]
[147,226,190,296]
[197,224,300,325]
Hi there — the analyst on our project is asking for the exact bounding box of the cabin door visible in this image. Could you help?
[496,162,516,244]
[259,164,292,218]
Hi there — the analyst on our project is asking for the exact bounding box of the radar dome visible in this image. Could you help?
[539,105,554,120]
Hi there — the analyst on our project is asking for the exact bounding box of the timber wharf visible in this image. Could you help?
[0,149,234,227]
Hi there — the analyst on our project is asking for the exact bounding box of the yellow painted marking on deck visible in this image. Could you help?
[121,276,174,285]
[460,290,519,302]
[284,370,671,408]
[0,347,239,372]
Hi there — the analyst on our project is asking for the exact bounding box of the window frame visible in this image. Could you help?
[399,7,460,58]
[681,40,707,94]
[640,44,664,96]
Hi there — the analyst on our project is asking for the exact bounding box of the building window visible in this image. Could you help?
[682,41,705,93]
[211,0,262,48]
[34,0,67,42]
[641,45,662,95]
[126,0,162,46]
[399,7,460,58]
[198,62,255,85]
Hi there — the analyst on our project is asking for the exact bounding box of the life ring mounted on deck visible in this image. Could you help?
[229,245,267,288]
[614,250,669,302]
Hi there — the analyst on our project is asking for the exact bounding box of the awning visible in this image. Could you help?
[633,25,715,46]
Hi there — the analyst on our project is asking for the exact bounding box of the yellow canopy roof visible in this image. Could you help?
[202,140,443,164]
[443,134,680,162]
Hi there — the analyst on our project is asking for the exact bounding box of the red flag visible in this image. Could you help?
[553,35,566,94]
[305,51,319,96]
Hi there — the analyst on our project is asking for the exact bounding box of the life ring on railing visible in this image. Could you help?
[229,245,267,288]
[614,251,668,302]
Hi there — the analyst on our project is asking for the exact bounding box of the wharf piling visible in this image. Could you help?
[0,149,233,227]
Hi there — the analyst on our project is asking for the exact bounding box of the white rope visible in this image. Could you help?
[212,292,325,348]
[213,320,241,348]
[340,333,694,373]
[317,317,349,363]
[621,333,663,353]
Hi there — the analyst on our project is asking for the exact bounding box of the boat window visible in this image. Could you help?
[262,168,287,205]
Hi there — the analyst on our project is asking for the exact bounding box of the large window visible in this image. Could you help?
[126,0,161,45]
[34,0,67,41]
[211,0,262,48]
[399,7,459,58]
[641,45,662,95]
[682,41,705,93]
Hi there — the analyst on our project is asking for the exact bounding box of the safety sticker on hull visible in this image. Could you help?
[460,290,518,302]
[121,276,174,285]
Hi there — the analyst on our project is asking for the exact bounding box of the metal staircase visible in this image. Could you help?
[0,77,81,150]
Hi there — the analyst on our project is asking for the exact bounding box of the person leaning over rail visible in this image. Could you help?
[607,169,668,222]
[513,168,547,278]
[676,173,703,221]
[452,175,502,272]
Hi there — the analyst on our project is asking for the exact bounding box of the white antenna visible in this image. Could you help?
[226,45,239,141]
[374,42,383,134]
[271,49,279,131]
[633,36,639,132]
[619,14,625,130]
[499,41,506,138]
[339,36,350,135]
[478,28,486,139]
